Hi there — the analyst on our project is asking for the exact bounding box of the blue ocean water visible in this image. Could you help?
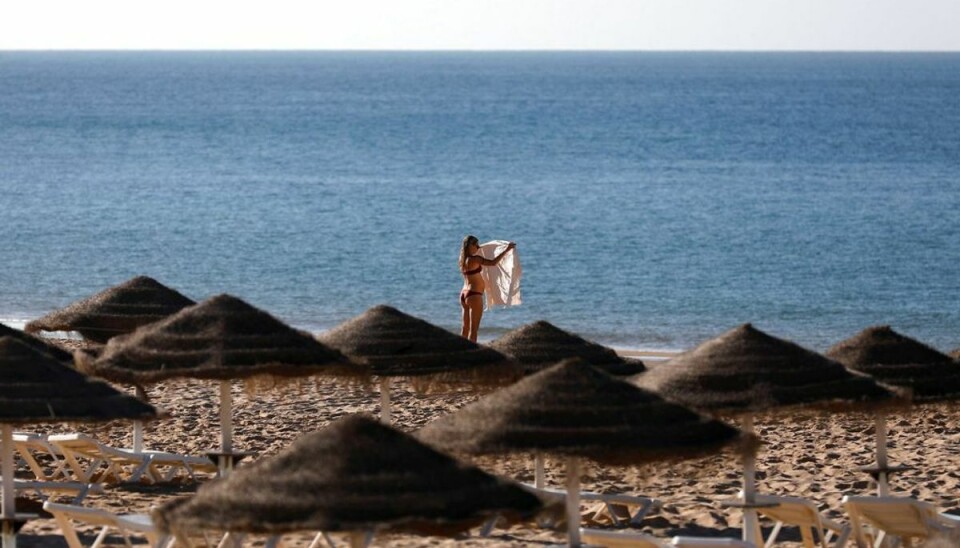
[2,51,959,352]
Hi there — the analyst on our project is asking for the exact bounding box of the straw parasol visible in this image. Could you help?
[488,320,644,488]
[418,359,754,546]
[489,320,645,376]
[81,294,364,473]
[153,415,549,546]
[951,348,960,360]
[635,323,904,544]
[25,276,195,343]
[0,323,74,365]
[318,305,518,423]
[826,325,960,494]
[0,337,159,548]
[826,325,959,402]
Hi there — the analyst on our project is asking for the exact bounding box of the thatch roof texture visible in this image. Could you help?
[417,359,753,465]
[25,276,195,343]
[153,415,546,536]
[826,325,960,402]
[83,294,360,384]
[319,305,516,383]
[489,320,645,376]
[0,337,158,424]
[635,324,903,415]
[0,322,75,364]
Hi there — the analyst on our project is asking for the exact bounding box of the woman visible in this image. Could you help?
[459,235,516,342]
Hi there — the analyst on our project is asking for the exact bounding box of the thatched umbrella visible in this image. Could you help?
[489,320,645,376]
[951,348,960,360]
[25,276,195,344]
[81,294,365,474]
[635,323,904,545]
[0,323,74,365]
[0,337,158,548]
[826,325,960,495]
[488,320,646,488]
[318,305,518,424]
[826,325,958,401]
[418,359,754,546]
[154,415,549,547]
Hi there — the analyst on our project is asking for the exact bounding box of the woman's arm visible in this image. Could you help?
[479,242,516,266]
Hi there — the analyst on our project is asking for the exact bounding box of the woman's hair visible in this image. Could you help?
[460,235,479,270]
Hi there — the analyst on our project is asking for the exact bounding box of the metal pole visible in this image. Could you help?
[875,413,889,497]
[220,380,233,476]
[380,378,392,424]
[133,386,146,453]
[741,414,761,546]
[565,456,581,547]
[534,454,545,489]
[2,424,18,548]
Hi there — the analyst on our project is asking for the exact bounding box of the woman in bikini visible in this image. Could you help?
[459,235,516,342]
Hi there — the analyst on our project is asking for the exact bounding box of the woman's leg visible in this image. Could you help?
[461,293,471,338]
[466,296,484,342]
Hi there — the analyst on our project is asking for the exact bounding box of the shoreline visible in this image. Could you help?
[3,320,686,359]
[613,347,681,360]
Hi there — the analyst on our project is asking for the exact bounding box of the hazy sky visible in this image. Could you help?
[3,0,959,51]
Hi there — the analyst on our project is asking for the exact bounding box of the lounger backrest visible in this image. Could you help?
[753,494,822,530]
[580,528,667,547]
[844,496,937,539]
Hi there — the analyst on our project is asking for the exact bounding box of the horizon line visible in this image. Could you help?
[3,48,960,54]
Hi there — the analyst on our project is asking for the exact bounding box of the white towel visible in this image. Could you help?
[478,240,522,310]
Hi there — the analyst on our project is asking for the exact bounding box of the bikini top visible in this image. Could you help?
[462,257,483,276]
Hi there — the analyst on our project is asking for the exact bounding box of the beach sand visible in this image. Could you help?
[14,340,960,547]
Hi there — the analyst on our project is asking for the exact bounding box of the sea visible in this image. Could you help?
[2,51,959,353]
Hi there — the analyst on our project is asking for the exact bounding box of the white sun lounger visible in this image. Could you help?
[581,528,666,547]
[132,450,219,482]
[46,434,217,484]
[12,432,72,481]
[671,539,756,548]
[528,484,661,527]
[581,528,756,548]
[742,492,850,548]
[12,479,102,505]
[43,501,169,548]
[843,495,960,547]
[47,434,156,483]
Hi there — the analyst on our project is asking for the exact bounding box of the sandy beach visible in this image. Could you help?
[13,340,960,547]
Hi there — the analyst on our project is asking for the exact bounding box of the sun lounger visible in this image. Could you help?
[13,479,102,505]
[46,434,217,484]
[671,538,756,548]
[742,492,850,548]
[581,529,756,547]
[43,501,169,548]
[134,450,219,482]
[581,528,666,547]
[47,434,156,483]
[843,495,960,547]
[528,484,661,527]
[12,432,71,481]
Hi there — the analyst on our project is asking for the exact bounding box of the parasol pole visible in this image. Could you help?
[875,412,889,496]
[565,456,581,547]
[132,385,146,453]
[534,454,545,489]
[2,424,17,548]
[741,414,761,546]
[219,380,233,476]
[348,531,372,548]
[379,377,392,424]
